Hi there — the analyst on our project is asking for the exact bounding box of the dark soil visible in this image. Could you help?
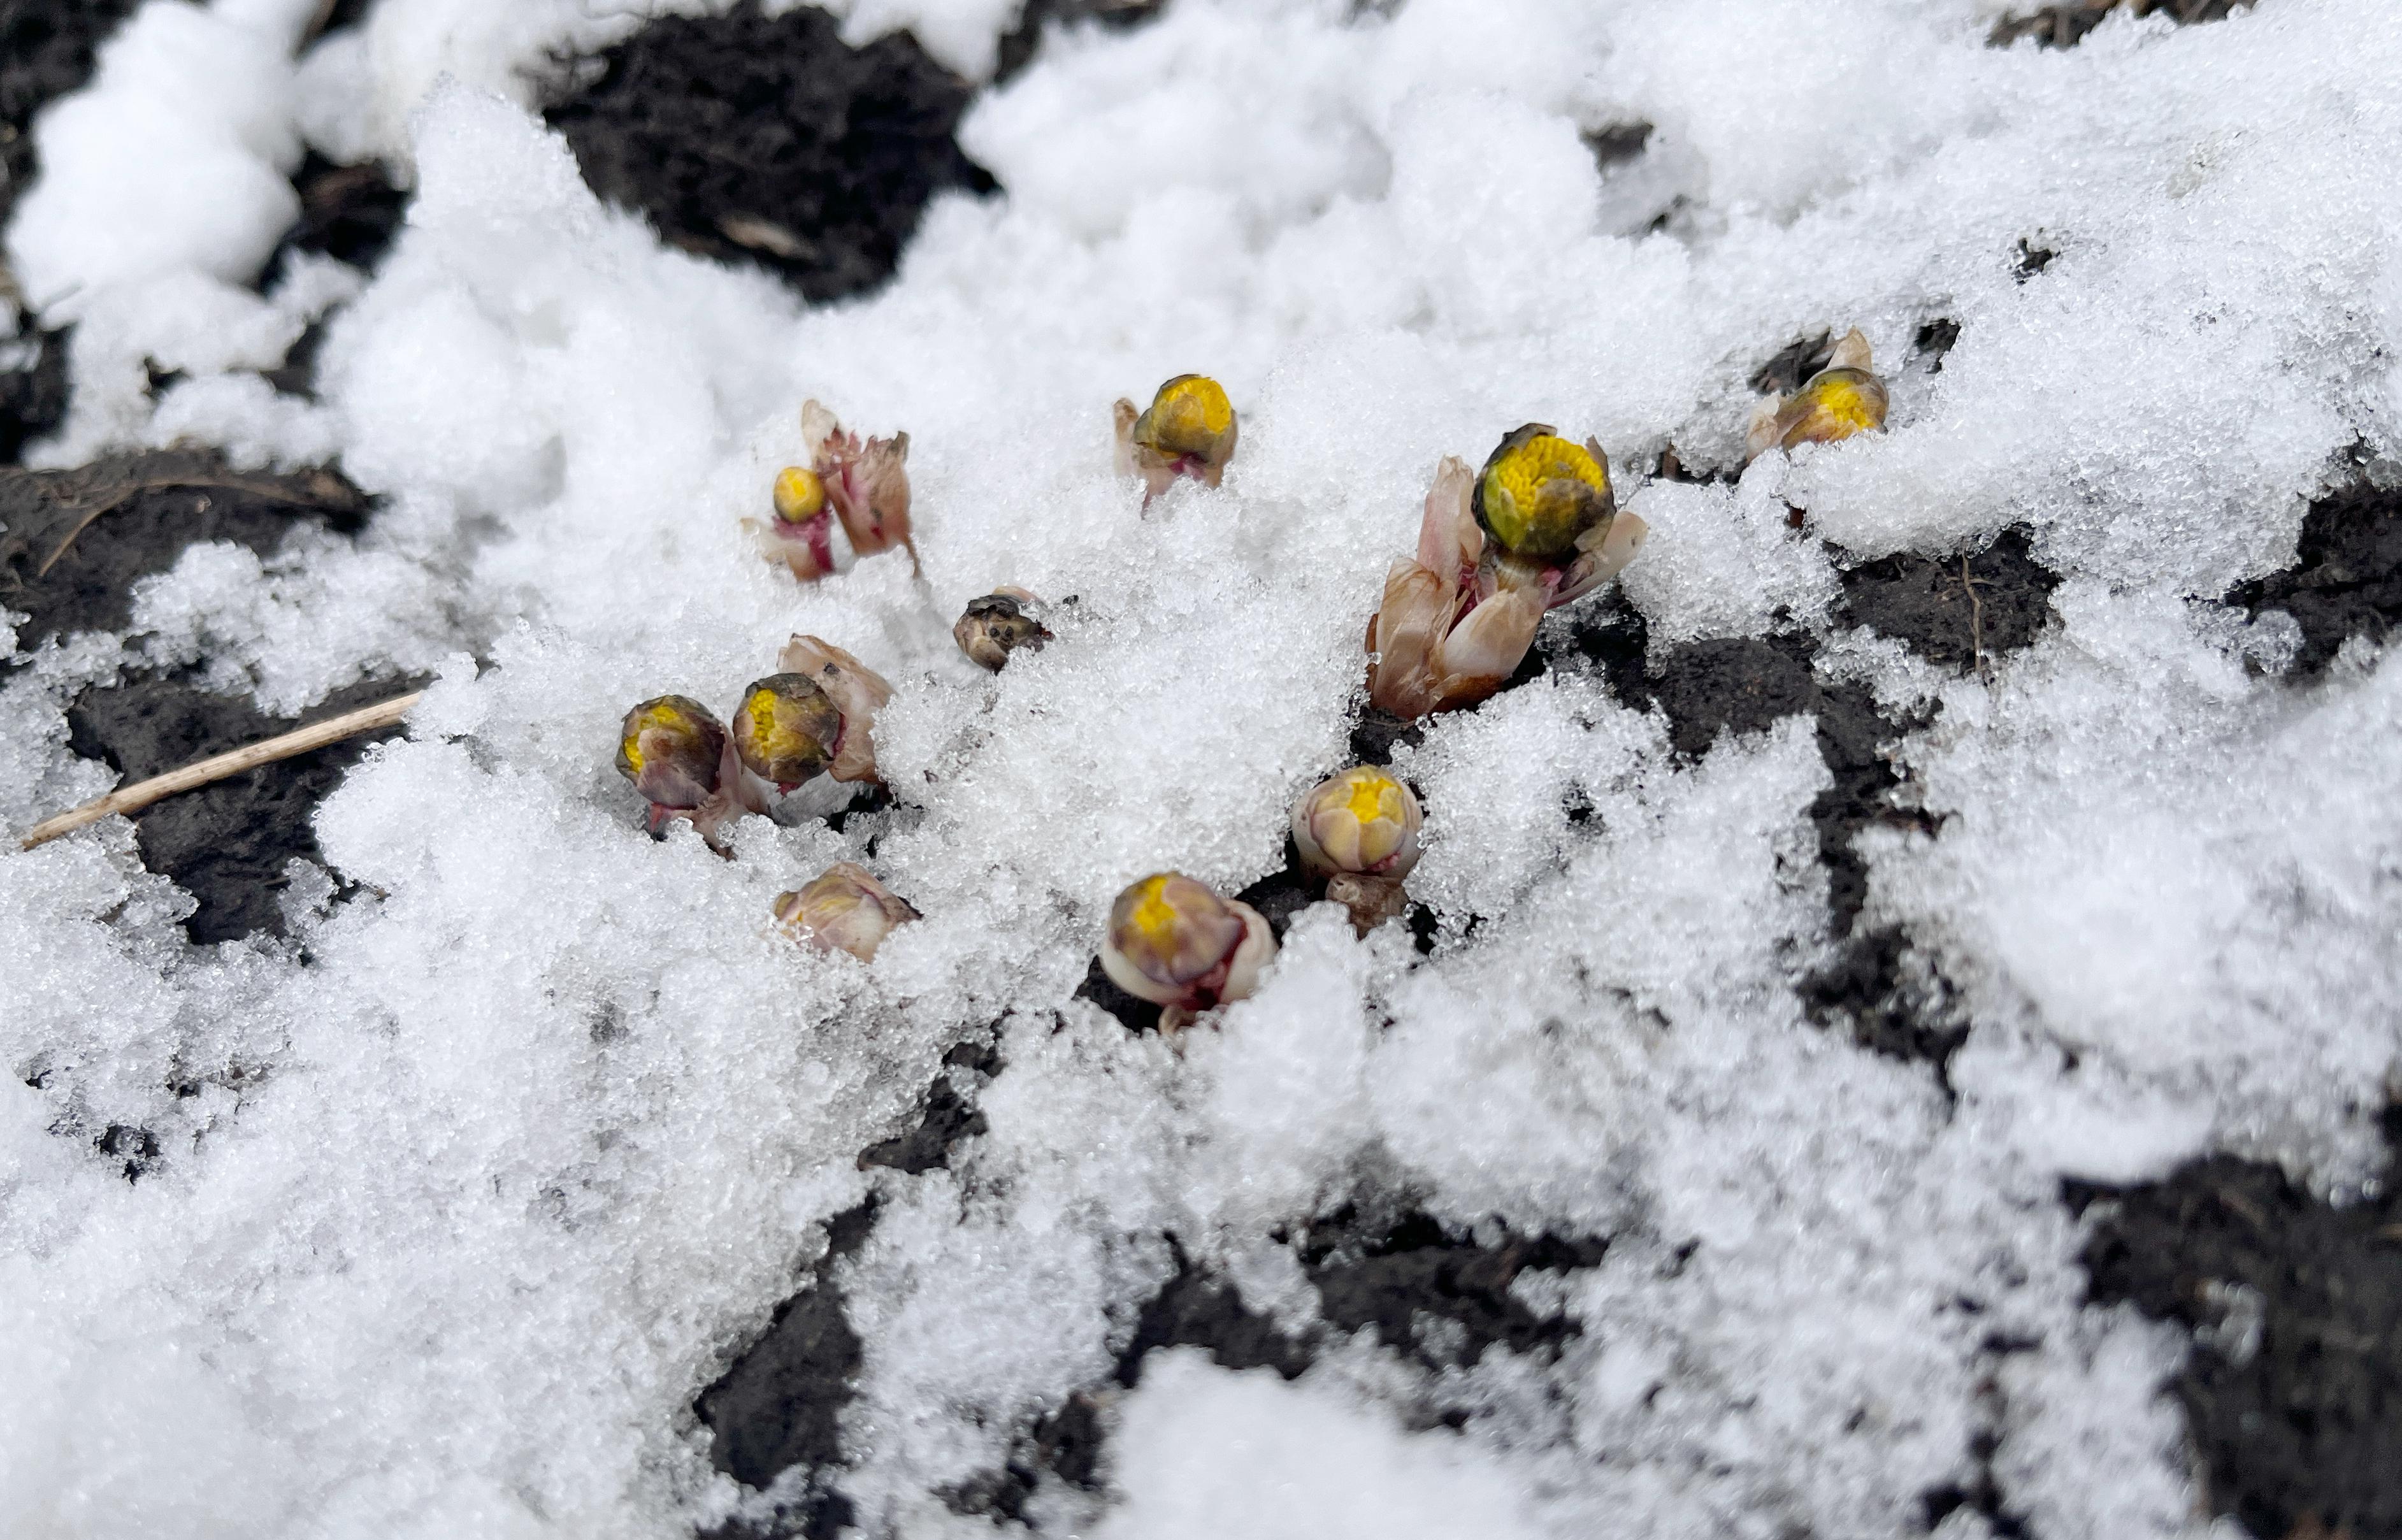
[2230,482,2402,678]
[1989,0,2254,49]
[0,449,370,643]
[1073,954,1161,1035]
[2073,1114,2402,1540]
[1750,331,1837,398]
[698,1199,879,1500]
[266,152,410,284]
[1915,318,1962,372]
[4,450,396,944]
[547,2,995,305]
[64,673,418,944]
[993,0,1164,84]
[1295,1204,1609,1371]
[0,324,69,463]
[856,1040,997,1176]
[1836,526,2062,675]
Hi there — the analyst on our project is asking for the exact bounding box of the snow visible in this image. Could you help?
[3,0,2401,1536]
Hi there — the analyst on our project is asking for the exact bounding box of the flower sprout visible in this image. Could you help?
[1100,872,1276,1031]
[615,694,766,849]
[1365,432,1648,718]
[731,672,843,791]
[773,861,920,961]
[752,464,844,582]
[1113,374,1238,503]
[954,587,1053,672]
[802,399,917,573]
[1745,329,1888,460]
[1291,765,1423,934]
[776,635,895,784]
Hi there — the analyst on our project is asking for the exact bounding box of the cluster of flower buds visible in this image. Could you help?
[1291,765,1423,935]
[1745,329,1888,461]
[1366,427,1648,717]
[615,638,893,847]
[1100,872,1276,1032]
[751,400,917,582]
[773,861,920,962]
[1114,374,1238,503]
[953,587,1053,672]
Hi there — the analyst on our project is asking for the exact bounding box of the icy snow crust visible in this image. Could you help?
[3,0,2401,1534]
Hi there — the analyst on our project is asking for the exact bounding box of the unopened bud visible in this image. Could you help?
[1474,425,1615,563]
[954,587,1053,672]
[617,695,728,812]
[1747,329,1888,458]
[732,672,842,789]
[1100,872,1276,1028]
[1114,374,1239,499]
[1291,766,1422,882]
[773,861,919,961]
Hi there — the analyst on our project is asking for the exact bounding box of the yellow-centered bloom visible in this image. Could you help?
[773,861,919,962]
[1747,329,1889,459]
[1474,426,1615,563]
[1113,373,1239,500]
[731,672,843,789]
[1099,872,1276,1027]
[1292,766,1423,881]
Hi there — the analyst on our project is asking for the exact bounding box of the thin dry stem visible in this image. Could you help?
[18,690,422,851]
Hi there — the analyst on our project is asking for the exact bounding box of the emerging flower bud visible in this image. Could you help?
[616,694,766,848]
[1365,450,1646,717]
[1746,329,1889,459]
[776,635,895,784]
[772,861,920,962]
[802,399,917,573]
[731,672,844,790]
[1099,872,1276,1031]
[1292,766,1423,934]
[1113,374,1239,503]
[1474,426,1615,564]
[953,587,1053,672]
[754,464,846,582]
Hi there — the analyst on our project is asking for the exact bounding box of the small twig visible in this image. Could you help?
[1957,555,1994,677]
[26,464,366,579]
[18,690,422,851]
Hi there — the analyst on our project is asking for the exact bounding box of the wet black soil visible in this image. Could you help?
[856,1040,997,1176]
[267,153,410,284]
[2231,482,2402,678]
[3,450,400,944]
[2073,1113,2402,1540]
[1837,528,2062,675]
[1990,0,2255,49]
[547,3,995,305]
[64,673,417,944]
[0,450,369,642]
[697,1200,876,1536]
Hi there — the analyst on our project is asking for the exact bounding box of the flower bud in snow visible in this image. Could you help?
[754,465,846,582]
[776,635,895,784]
[802,399,917,573]
[1746,329,1888,459]
[1293,766,1423,934]
[773,861,920,961]
[1100,872,1276,1030]
[953,587,1053,672]
[1365,446,1646,718]
[615,694,766,847]
[1113,374,1238,502]
[731,672,843,791]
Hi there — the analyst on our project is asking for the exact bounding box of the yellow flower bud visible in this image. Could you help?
[773,861,919,962]
[1099,872,1276,1026]
[1473,424,1615,563]
[616,695,728,812]
[1114,374,1239,499]
[1291,766,1423,882]
[772,466,828,524]
[731,673,844,789]
[1746,329,1889,458]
